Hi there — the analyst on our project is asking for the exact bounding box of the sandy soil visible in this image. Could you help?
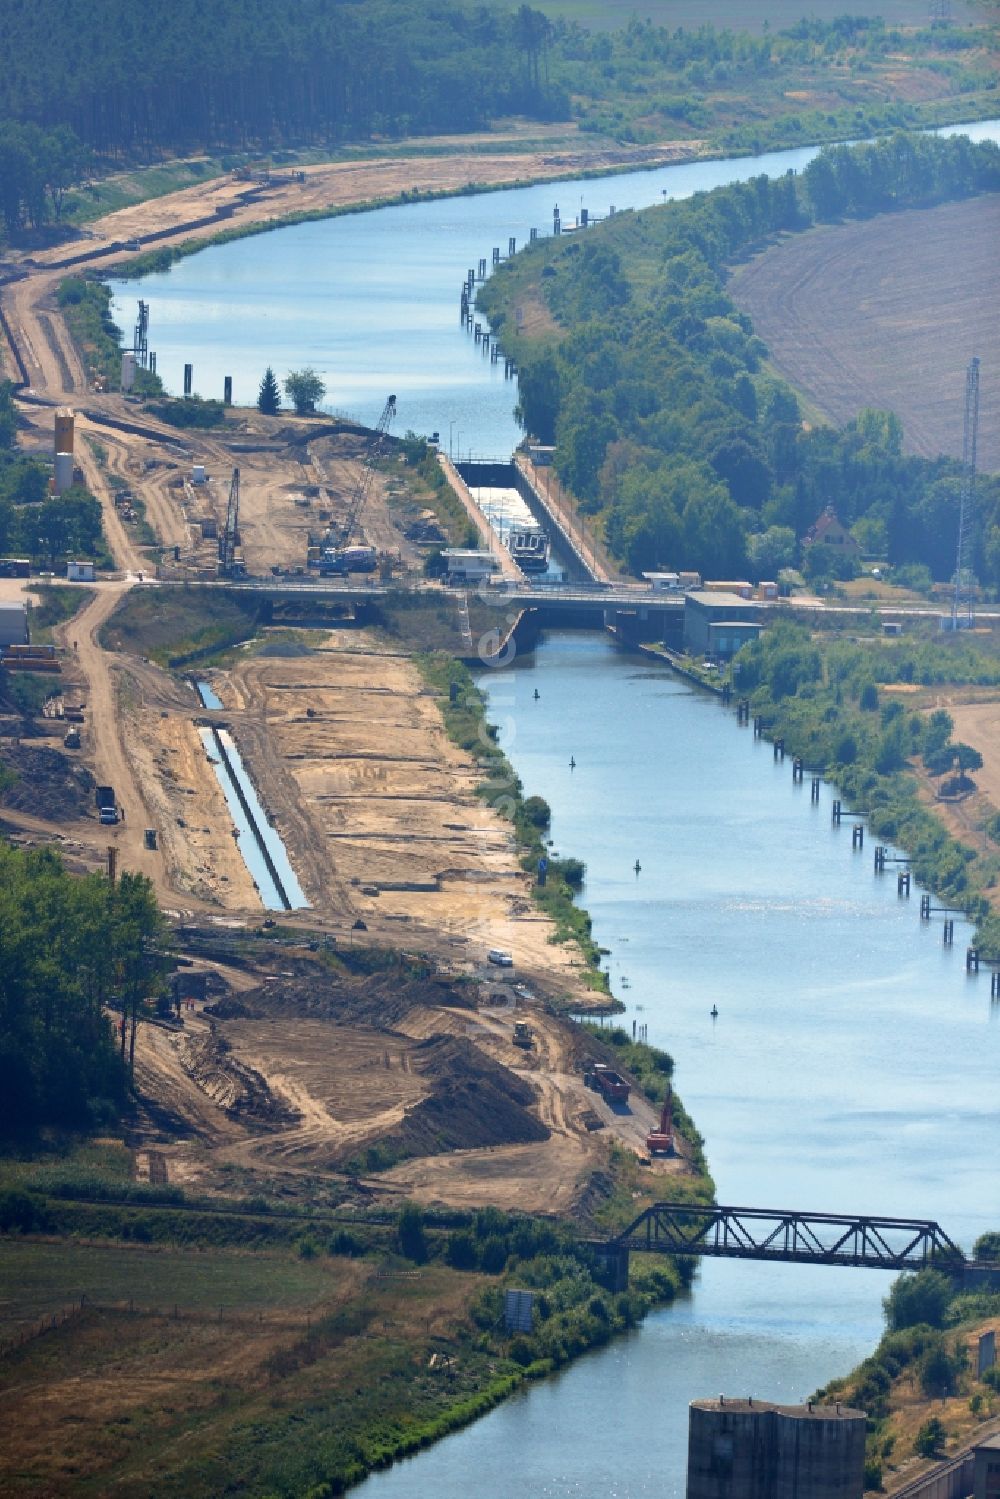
[224,633,597,983]
[26,137,703,271]
[948,699,1000,810]
[729,197,1000,470]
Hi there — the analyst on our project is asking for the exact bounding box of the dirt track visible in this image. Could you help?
[0,132,702,1215]
[729,196,1000,470]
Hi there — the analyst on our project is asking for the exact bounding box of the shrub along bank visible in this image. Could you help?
[419,652,611,991]
[818,1258,1000,1491]
[732,619,1000,957]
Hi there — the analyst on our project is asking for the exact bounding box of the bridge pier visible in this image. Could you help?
[585,1239,630,1292]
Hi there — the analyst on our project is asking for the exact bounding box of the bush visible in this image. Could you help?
[0,1188,48,1233]
[914,1416,946,1458]
[884,1269,954,1331]
[863,1457,883,1491]
[328,1229,365,1258]
[522,795,551,830]
[919,1337,965,1398]
[397,1201,428,1264]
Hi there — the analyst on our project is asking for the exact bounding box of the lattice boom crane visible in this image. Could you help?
[218,466,243,577]
[952,356,980,628]
[328,394,396,550]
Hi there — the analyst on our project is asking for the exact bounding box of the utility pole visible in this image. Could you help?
[952,356,980,630]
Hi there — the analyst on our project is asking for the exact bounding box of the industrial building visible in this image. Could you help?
[686,1397,866,1499]
[0,601,30,647]
[683,590,764,660]
[975,1432,1000,1498]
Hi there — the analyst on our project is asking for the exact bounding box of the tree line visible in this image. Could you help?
[0,0,567,160]
[481,131,1000,585]
[0,843,167,1133]
[0,120,88,234]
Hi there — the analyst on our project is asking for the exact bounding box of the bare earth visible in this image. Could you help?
[0,133,705,1216]
[729,197,1000,471]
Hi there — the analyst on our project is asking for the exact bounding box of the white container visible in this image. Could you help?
[192,464,206,484]
[120,352,136,392]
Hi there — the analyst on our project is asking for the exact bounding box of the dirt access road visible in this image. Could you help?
[729,196,1000,470]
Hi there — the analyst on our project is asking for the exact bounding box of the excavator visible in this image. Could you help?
[645,1085,674,1156]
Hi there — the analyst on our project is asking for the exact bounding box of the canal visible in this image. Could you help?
[352,632,996,1498]
[111,119,1000,1495]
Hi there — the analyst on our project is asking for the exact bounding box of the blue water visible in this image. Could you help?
[198,727,308,910]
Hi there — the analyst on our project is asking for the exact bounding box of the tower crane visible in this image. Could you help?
[323,394,396,554]
[951,356,980,630]
[218,467,244,578]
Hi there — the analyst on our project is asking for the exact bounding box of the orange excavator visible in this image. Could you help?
[646,1086,674,1156]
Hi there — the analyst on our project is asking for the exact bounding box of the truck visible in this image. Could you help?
[512,1021,533,1049]
[96,786,119,824]
[585,1062,631,1104]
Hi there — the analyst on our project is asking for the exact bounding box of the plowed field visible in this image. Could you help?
[729,196,1000,473]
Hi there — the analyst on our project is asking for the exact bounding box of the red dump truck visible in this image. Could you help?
[586,1062,631,1104]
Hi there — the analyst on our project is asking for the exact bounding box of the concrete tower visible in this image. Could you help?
[686,1397,865,1499]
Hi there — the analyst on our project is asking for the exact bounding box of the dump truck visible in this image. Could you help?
[95,785,115,812]
[512,1021,533,1049]
[586,1062,631,1103]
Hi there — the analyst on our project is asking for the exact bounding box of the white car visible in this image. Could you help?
[487,949,514,967]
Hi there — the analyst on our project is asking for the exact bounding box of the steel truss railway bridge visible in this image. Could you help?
[588,1203,986,1291]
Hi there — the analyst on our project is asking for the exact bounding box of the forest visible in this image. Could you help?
[0,0,994,234]
[480,131,1000,585]
[0,844,167,1133]
[0,0,567,163]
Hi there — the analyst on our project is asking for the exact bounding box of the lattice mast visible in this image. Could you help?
[218,467,241,576]
[334,394,397,549]
[952,356,980,628]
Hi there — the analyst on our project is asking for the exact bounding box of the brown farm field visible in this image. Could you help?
[729,195,1000,473]
[535,0,982,33]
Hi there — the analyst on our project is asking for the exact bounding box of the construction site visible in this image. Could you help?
[0,189,698,1224]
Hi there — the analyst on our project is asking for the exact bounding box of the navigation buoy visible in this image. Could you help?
[533,688,540,700]
[634,859,641,875]
[569,756,576,770]
[710,1005,719,1019]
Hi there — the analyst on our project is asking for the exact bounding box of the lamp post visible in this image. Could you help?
[449,420,455,459]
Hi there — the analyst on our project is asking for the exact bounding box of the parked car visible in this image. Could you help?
[487,948,514,967]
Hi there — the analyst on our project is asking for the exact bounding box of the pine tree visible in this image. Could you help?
[257,366,280,415]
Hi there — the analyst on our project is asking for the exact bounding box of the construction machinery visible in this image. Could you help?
[951,355,980,630]
[512,1020,533,1049]
[645,1086,674,1156]
[218,467,245,578]
[319,394,396,564]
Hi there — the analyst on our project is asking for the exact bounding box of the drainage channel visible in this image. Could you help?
[192,683,308,912]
